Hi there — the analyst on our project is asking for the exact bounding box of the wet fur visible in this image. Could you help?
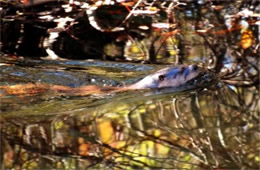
[127,65,202,89]
[0,65,212,96]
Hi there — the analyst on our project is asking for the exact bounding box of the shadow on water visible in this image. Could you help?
[0,59,259,169]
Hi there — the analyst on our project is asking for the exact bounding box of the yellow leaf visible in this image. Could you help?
[79,143,89,156]
[156,143,170,155]
[54,121,63,130]
[240,30,253,49]
[97,120,115,144]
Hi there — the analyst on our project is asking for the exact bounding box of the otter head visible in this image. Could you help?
[128,65,215,90]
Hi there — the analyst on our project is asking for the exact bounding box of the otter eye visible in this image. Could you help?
[192,65,198,71]
[179,67,185,73]
[158,75,165,81]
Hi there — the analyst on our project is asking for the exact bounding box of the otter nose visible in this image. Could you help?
[190,65,198,71]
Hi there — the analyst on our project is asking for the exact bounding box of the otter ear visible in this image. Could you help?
[158,75,165,81]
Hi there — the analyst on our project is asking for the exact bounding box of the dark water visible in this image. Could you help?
[0,57,259,169]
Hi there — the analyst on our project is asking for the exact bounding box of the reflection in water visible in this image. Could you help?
[1,81,258,169]
[0,0,259,168]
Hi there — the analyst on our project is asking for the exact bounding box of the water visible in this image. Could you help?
[0,57,258,169]
[1,0,259,169]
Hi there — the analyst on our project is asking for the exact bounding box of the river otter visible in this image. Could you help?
[0,65,215,96]
[127,65,214,89]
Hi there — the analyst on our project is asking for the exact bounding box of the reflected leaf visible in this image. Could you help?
[97,120,115,144]
[54,120,64,130]
[79,143,90,156]
[155,143,170,155]
[23,160,38,170]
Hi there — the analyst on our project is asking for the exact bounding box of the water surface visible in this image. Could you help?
[0,58,258,169]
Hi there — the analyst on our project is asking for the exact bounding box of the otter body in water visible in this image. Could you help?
[0,65,215,96]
